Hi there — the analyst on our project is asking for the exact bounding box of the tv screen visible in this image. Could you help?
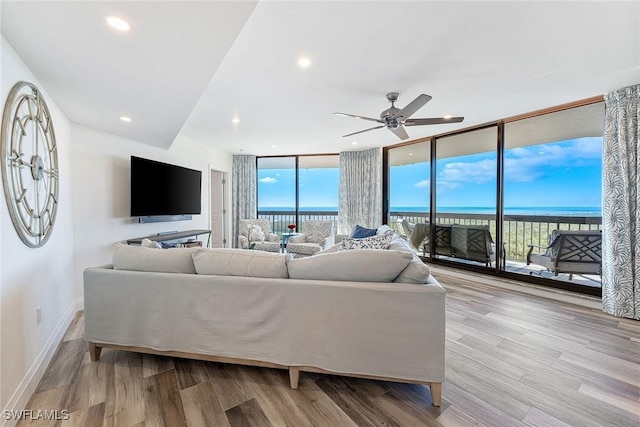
[130,156,202,217]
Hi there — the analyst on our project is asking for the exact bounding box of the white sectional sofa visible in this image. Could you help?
[84,235,446,406]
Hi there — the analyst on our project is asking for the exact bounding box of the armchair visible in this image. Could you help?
[286,220,335,258]
[238,219,281,252]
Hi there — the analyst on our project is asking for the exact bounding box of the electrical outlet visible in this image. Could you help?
[36,306,42,325]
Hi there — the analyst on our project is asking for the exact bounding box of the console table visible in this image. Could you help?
[127,229,211,247]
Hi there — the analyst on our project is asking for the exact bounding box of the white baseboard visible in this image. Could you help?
[1,299,79,427]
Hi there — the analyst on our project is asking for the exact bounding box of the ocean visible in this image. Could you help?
[259,206,602,216]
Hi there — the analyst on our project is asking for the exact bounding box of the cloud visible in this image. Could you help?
[414,179,430,188]
[435,137,602,186]
[259,177,277,184]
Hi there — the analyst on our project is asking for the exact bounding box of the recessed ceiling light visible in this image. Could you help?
[443,115,453,119]
[106,15,130,32]
[297,57,311,68]
[351,141,358,145]
[408,153,414,156]
[120,116,132,122]
[271,145,277,148]
[232,118,240,124]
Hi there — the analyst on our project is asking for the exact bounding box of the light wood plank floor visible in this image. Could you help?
[18,272,640,427]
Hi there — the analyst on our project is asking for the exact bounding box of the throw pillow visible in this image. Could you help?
[192,248,289,278]
[248,224,265,242]
[350,224,378,239]
[340,233,392,250]
[287,249,412,282]
[376,225,393,235]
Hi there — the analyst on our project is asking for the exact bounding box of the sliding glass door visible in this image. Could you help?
[503,103,604,290]
[383,101,604,295]
[434,126,498,268]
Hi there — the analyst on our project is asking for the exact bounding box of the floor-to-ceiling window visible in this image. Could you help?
[387,142,430,236]
[257,155,339,234]
[298,155,340,232]
[434,126,498,269]
[384,99,604,295]
[503,103,604,289]
[257,156,296,233]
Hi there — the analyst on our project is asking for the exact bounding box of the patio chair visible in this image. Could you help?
[401,220,430,253]
[238,219,281,252]
[526,230,602,280]
[286,220,335,258]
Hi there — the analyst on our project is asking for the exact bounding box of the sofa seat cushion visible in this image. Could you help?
[192,248,289,278]
[286,242,322,256]
[288,249,412,282]
[112,244,198,274]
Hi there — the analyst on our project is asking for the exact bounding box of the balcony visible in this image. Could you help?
[258,210,602,289]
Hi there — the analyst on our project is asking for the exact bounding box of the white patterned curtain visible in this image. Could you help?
[602,84,640,320]
[338,148,382,234]
[232,155,257,248]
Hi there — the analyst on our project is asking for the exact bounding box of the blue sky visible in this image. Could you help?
[258,137,603,211]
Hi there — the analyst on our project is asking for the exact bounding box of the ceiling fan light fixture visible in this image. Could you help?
[106,15,131,32]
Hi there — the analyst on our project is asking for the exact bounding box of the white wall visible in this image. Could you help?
[70,126,233,298]
[1,35,233,420]
[1,37,76,415]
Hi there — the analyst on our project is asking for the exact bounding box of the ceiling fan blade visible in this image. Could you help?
[389,125,409,140]
[392,94,432,120]
[334,112,384,123]
[404,116,464,126]
[342,125,385,138]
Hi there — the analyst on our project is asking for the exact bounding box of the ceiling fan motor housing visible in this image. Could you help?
[381,92,401,128]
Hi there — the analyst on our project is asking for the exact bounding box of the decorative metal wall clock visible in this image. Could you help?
[1,81,59,248]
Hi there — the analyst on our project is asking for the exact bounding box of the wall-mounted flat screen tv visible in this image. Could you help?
[130,156,202,217]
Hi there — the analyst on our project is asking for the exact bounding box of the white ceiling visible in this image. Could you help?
[2,1,639,155]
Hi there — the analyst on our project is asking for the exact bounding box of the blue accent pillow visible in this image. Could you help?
[351,225,378,239]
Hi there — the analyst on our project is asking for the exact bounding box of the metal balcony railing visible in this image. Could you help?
[258,210,602,263]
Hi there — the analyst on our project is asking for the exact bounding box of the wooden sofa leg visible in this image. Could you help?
[430,382,442,407]
[88,342,102,361]
[289,367,299,389]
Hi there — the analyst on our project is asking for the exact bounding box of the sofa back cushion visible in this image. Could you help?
[192,248,289,278]
[113,244,198,274]
[287,249,412,282]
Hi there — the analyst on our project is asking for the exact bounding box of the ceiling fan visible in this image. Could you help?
[334,92,464,140]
